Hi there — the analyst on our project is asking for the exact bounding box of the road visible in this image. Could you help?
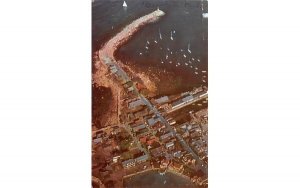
[104,56,207,174]
[139,95,208,174]
[121,123,149,156]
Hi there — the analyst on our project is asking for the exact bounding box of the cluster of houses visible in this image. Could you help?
[121,153,149,169]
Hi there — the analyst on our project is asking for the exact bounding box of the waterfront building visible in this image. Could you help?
[122,159,136,169]
[135,154,149,164]
[171,95,194,109]
[155,96,170,104]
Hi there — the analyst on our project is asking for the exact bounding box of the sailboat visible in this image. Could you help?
[159,28,162,40]
[123,1,127,7]
[188,43,191,53]
[170,31,173,40]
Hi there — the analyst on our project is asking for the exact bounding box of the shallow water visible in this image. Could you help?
[123,170,198,188]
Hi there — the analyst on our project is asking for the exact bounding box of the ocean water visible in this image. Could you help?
[123,171,198,188]
[92,0,208,93]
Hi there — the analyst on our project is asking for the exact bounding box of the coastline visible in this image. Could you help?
[95,9,165,96]
[93,9,166,128]
[122,168,195,187]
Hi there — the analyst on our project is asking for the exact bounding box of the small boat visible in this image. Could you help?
[190,65,193,68]
[170,31,173,40]
[123,1,127,7]
[145,46,149,50]
[161,61,164,64]
[159,28,162,40]
[195,67,198,70]
[185,63,188,66]
[154,40,158,44]
[180,49,183,52]
[189,61,192,64]
[195,72,198,75]
[166,55,168,59]
[170,51,173,54]
[169,61,172,64]
[147,40,150,45]
[164,180,167,184]
[192,58,195,61]
[202,70,207,73]
[139,52,142,55]
[178,63,181,65]
[183,54,186,58]
[197,59,201,62]
[188,43,191,53]
[167,48,170,51]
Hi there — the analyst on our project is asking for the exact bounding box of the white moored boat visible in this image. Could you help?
[123,1,127,7]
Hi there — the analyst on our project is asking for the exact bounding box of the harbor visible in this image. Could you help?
[92,1,208,187]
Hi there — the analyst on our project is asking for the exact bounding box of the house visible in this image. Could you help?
[146,136,158,146]
[155,96,169,104]
[150,146,164,158]
[173,150,183,158]
[112,155,121,163]
[146,116,160,127]
[160,132,174,141]
[151,122,165,130]
[132,123,146,132]
[133,108,148,118]
[122,159,136,169]
[93,138,102,144]
[135,154,149,164]
[128,99,145,109]
[172,161,183,172]
[128,86,134,92]
[165,141,175,150]
[139,136,147,144]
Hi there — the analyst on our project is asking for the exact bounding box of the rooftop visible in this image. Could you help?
[128,99,145,109]
[155,96,169,104]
